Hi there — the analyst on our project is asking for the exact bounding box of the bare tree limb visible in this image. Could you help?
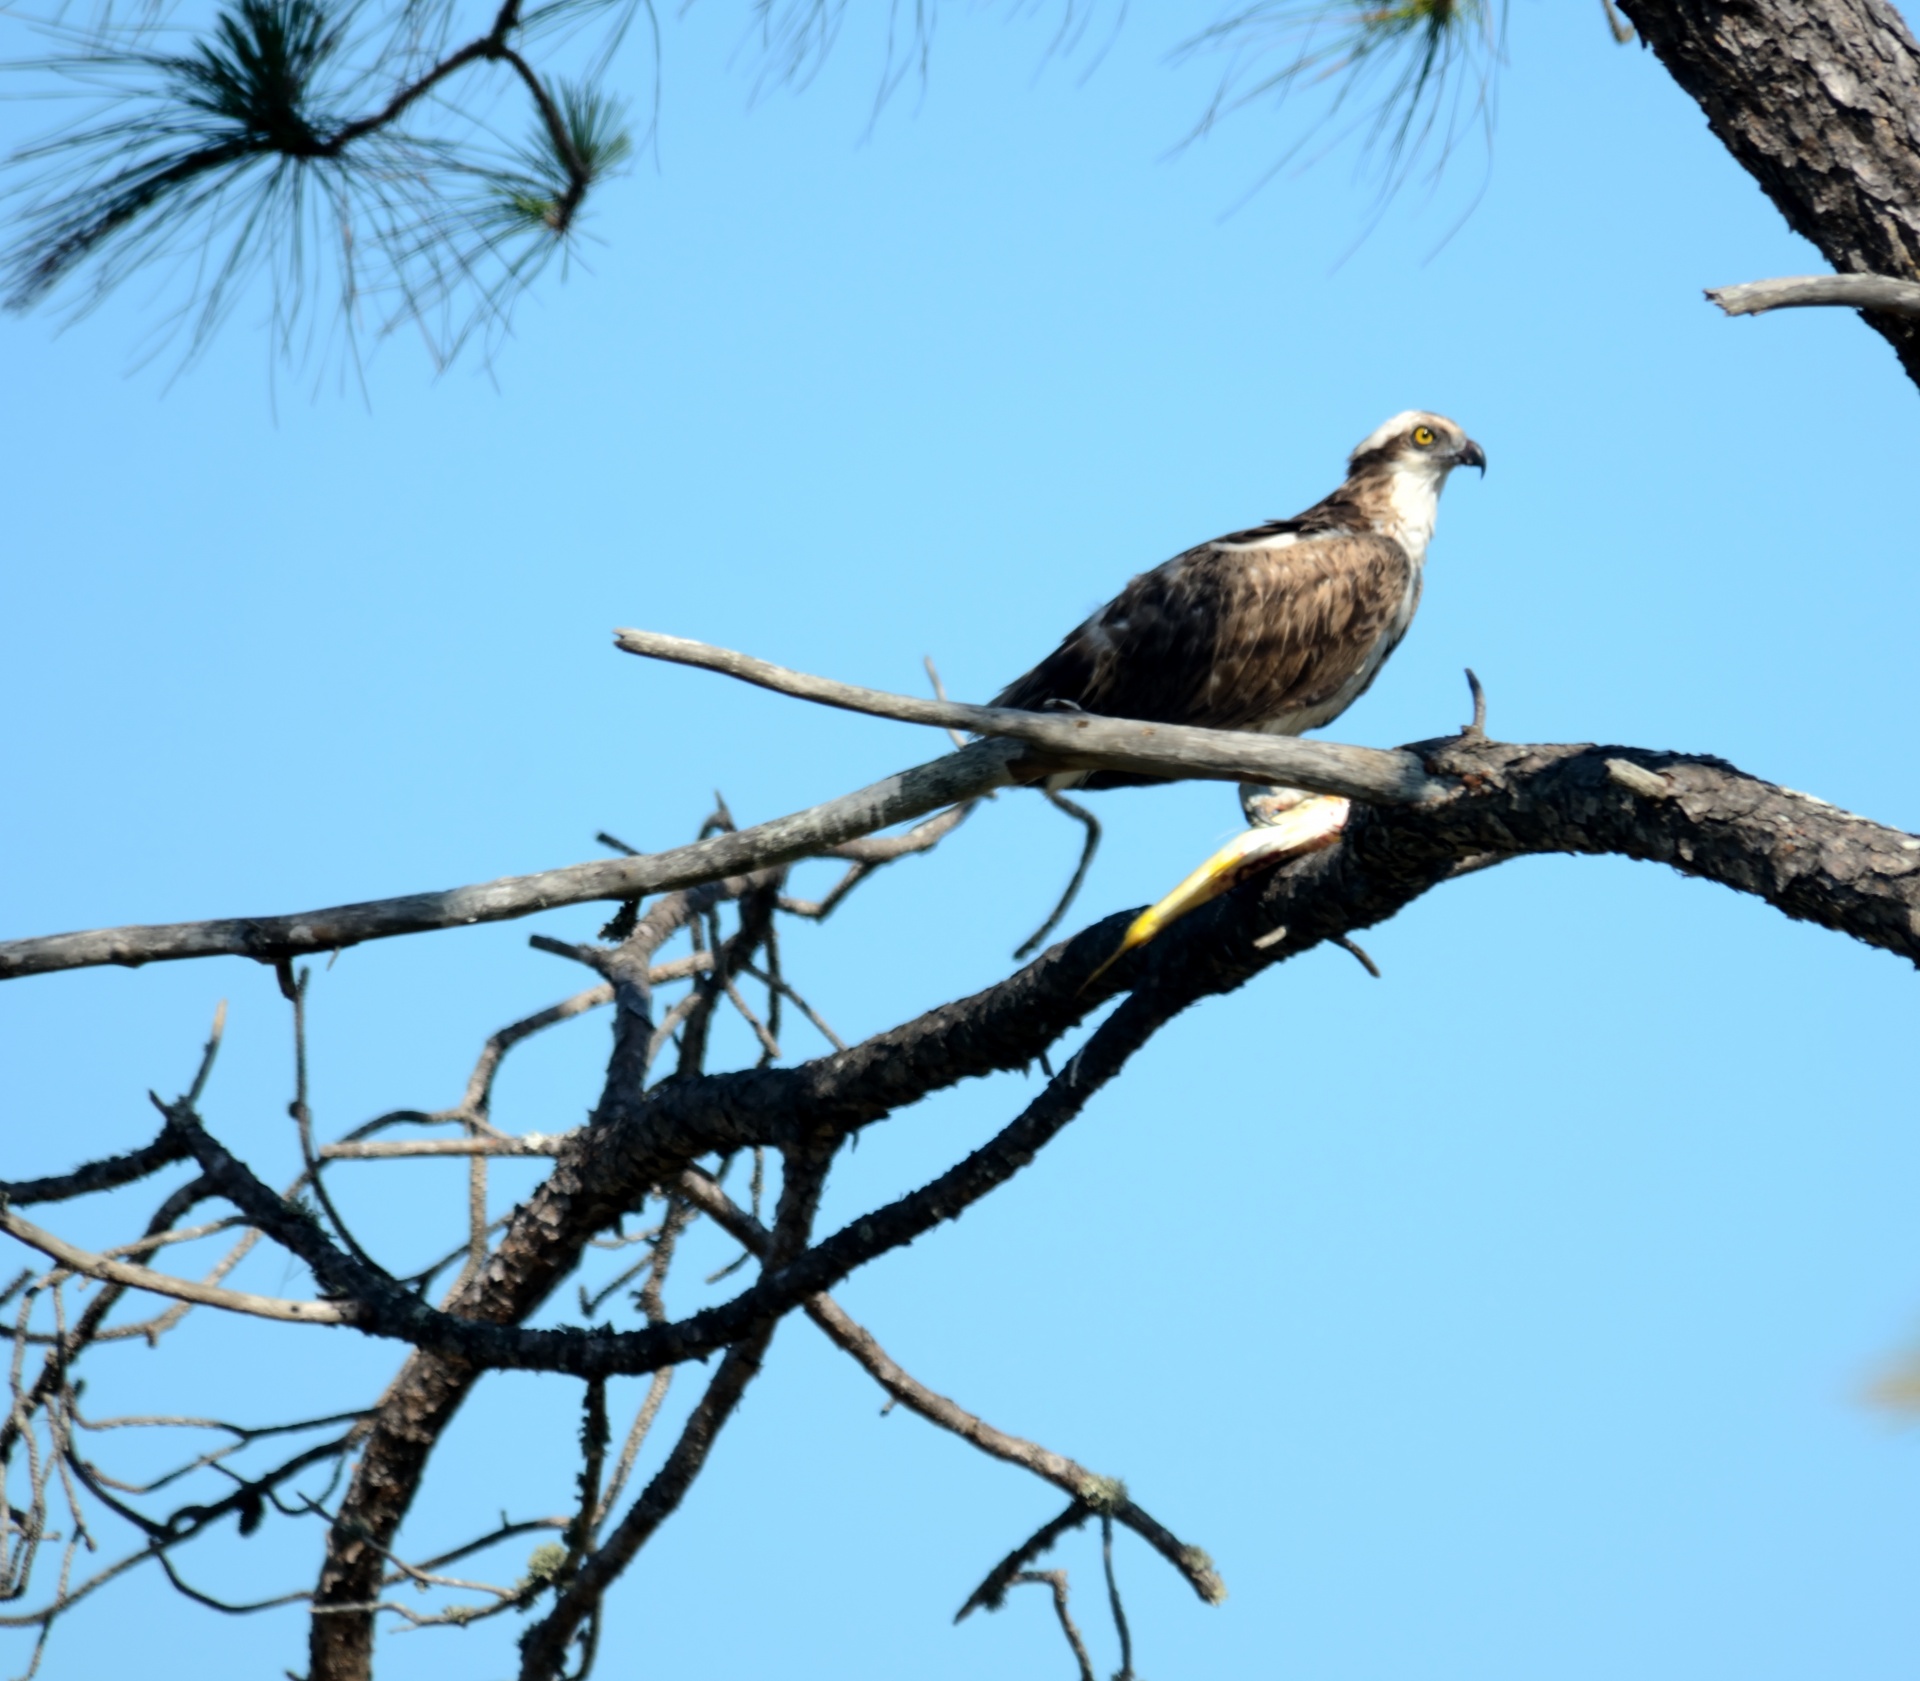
[39,632,1900,998]
[613,629,1440,802]
[0,738,1030,981]
[320,1137,574,1161]
[959,1503,1097,1621]
[1706,274,1920,318]
[1,1125,191,1207]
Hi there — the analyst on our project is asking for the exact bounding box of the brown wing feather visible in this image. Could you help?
[992,530,1413,733]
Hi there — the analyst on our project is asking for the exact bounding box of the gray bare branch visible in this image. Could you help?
[1706,274,1920,318]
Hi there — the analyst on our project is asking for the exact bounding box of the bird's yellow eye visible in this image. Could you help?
[1412,425,1436,447]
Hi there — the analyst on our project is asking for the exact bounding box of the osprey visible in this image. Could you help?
[994,409,1485,959]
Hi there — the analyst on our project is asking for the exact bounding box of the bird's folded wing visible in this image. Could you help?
[991,530,1414,732]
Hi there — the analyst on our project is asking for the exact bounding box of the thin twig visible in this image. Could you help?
[1331,935,1381,978]
[595,1370,673,1526]
[923,655,971,750]
[460,984,624,1117]
[736,961,847,1051]
[1462,667,1488,739]
[721,976,782,1063]
[1014,791,1104,959]
[776,863,869,920]
[460,1144,489,1304]
[825,803,975,864]
[1012,1571,1096,1681]
[280,966,388,1281]
[402,1516,570,1578]
[515,1154,834,1679]
[560,1378,610,1585]
[88,1216,243,1260]
[1101,1511,1135,1681]
[185,1001,228,1108]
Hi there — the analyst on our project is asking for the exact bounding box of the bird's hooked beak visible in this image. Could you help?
[1456,438,1488,476]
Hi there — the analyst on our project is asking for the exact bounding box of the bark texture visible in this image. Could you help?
[1619,0,1920,386]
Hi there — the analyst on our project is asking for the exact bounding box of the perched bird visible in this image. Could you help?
[993,409,1485,960]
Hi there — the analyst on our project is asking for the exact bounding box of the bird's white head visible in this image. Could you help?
[1348,409,1486,479]
[1344,410,1485,557]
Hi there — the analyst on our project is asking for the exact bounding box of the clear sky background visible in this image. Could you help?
[3,1,1919,1676]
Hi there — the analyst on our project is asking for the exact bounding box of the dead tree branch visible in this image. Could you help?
[0,737,1030,979]
[612,629,1438,801]
[1707,274,1920,319]
[0,1126,193,1207]
[960,1503,1102,1621]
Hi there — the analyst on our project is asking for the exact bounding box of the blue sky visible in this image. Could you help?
[4,1,1919,1676]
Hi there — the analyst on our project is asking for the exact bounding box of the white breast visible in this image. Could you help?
[1379,459,1446,563]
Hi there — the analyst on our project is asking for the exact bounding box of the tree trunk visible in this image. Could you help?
[1618,0,1920,389]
